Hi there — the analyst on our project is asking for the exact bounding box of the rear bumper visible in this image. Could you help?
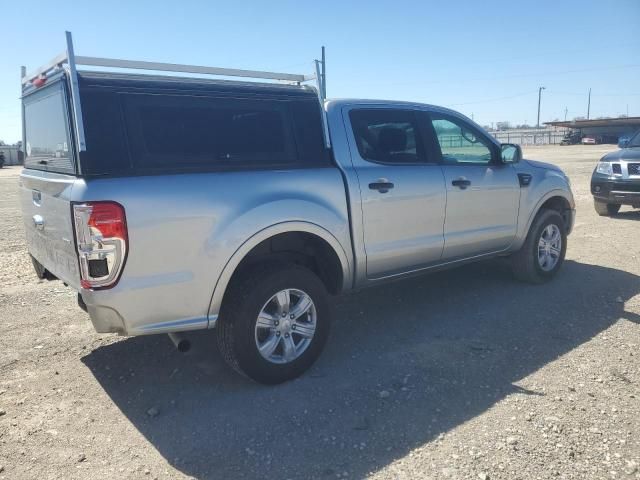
[78,284,210,336]
[591,176,640,205]
[26,256,211,337]
[86,303,128,335]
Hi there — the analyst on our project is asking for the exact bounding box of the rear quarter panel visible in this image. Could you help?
[77,168,352,335]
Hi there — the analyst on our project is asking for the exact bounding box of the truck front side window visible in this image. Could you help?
[431,118,492,165]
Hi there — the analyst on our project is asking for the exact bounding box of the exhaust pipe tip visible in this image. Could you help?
[168,332,191,353]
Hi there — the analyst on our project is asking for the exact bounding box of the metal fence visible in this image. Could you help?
[0,146,23,166]
[489,128,568,145]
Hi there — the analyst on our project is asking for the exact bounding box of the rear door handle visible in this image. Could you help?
[369,179,394,193]
[451,178,471,189]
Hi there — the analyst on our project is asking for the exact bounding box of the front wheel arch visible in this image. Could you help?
[513,190,573,251]
[511,208,567,284]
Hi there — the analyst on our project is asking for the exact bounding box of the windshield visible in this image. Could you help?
[628,130,640,148]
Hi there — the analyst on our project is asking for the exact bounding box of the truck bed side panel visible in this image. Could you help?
[77,168,351,335]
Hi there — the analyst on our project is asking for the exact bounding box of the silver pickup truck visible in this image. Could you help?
[19,35,575,384]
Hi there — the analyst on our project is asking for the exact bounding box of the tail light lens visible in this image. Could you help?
[32,75,47,88]
[73,202,128,289]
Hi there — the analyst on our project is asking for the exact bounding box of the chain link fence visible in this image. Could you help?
[489,128,568,145]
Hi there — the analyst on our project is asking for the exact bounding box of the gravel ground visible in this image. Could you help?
[0,144,638,480]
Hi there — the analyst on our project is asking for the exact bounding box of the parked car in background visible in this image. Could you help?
[618,131,637,149]
[591,130,640,215]
[582,136,597,145]
[560,131,582,145]
[19,34,576,384]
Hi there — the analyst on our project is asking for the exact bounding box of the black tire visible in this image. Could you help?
[593,199,620,216]
[217,262,331,384]
[30,255,55,280]
[511,209,567,284]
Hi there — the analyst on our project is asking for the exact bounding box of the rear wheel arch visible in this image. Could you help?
[207,223,351,325]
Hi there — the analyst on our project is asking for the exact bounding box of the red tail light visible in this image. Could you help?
[87,203,128,240]
[73,202,128,290]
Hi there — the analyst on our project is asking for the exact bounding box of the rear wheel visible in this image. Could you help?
[30,255,56,280]
[511,209,567,284]
[217,263,331,384]
[594,199,620,216]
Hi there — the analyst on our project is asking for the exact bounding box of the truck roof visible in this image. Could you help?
[325,98,476,123]
[77,71,320,99]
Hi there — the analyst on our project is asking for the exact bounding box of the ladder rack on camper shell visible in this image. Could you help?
[21,31,329,153]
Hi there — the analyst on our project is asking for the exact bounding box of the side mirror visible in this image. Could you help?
[618,138,629,149]
[501,143,522,164]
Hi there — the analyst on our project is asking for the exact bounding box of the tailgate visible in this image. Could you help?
[20,170,81,289]
[21,75,81,289]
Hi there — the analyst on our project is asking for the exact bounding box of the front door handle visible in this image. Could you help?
[369,179,394,193]
[451,178,471,189]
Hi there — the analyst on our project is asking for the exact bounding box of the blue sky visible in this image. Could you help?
[1,0,639,143]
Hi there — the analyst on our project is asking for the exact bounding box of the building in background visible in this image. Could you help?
[0,145,23,166]
[545,117,640,144]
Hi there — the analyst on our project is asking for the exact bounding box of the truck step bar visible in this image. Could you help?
[21,31,329,152]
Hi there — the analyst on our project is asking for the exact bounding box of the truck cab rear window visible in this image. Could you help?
[23,82,75,174]
[123,94,297,171]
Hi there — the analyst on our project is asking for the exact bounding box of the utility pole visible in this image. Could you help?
[587,88,591,120]
[537,86,546,128]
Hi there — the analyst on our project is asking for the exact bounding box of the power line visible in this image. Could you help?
[447,90,538,107]
[547,90,640,97]
[410,41,639,70]
[366,64,640,88]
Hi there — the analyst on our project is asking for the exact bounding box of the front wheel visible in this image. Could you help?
[593,199,620,216]
[511,209,567,284]
[217,263,331,384]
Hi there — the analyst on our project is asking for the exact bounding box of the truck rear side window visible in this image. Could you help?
[123,94,297,171]
[23,82,75,174]
[349,109,427,165]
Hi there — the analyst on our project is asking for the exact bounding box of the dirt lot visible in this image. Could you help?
[0,145,638,480]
